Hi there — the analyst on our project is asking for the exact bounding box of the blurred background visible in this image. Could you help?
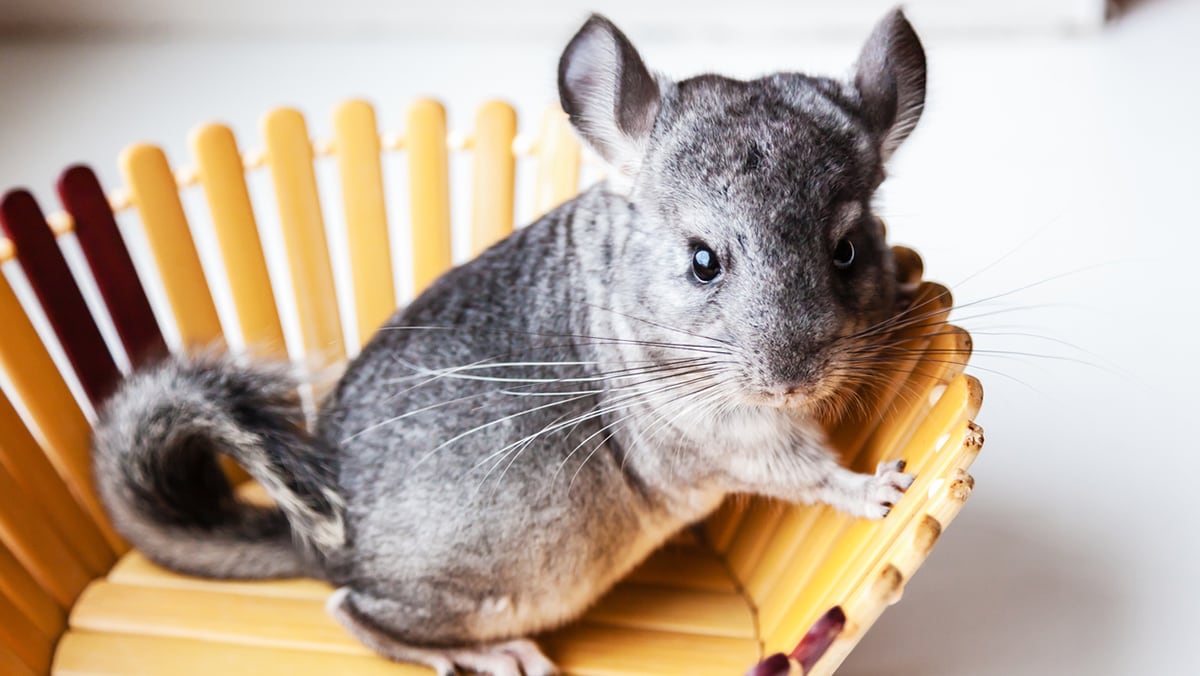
[2,0,1197,674]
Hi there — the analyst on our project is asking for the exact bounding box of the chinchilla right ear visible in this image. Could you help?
[558,14,663,177]
[854,8,928,161]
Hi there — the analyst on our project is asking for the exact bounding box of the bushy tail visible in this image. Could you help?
[92,353,344,579]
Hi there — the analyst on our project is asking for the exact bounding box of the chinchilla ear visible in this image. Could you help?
[558,14,662,175]
[854,8,927,161]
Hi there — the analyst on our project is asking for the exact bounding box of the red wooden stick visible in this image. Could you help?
[58,165,167,369]
[0,188,123,405]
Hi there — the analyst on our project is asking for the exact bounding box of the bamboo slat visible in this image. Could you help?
[262,108,345,364]
[702,498,747,554]
[68,580,759,676]
[106,552,332,601]
[0,189,122,405]
[0,538,64,641]
[533,105,581,217]
[190,124,286,355]
[0,460,93,610]
[755,328,960,638]
[470,101,517,255]
[744,323,966,609]
[623,543,737,592]
[406,99,452,296]
[107,540,734,601]
[583,583,755,639]
[58,165,169,369]
[809,471,974,675]
[764,374,980,653]
[722,500,787,586]
[0,273,125,553]
[0,643,37,676]
[0,581,53,674]
[542,624,759,676]
[120,144,223,347]
[74,563,758,667]
[333,100,396,343]
[852,324,970,475]
[725,283,952,591]
[70,582,366,655]
[0,388,114,575]
[53,633,425,676]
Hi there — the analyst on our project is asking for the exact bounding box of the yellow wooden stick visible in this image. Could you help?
[470,101,517,255]
[405,99,453,297]
[747,285,955,616]
[0,580,53,674]
[53,632,426,676]
[0,537,65,640]
[120,144,223,348]
[190,123,286,357]
[808,468,975,675]
[0,389,114,574]
[0,275,125,553]
[333,100,396,344]
[262,108,345,367]
[533,105,582,218]
[0,460,94,610]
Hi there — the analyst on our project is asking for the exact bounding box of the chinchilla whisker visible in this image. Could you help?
[412,391,601,469]
[386,354,711,388]
[553,410,638,482]
[498,361,725,396]
[846,260,1115,343]
[567,429,621,493]
[632,384,729,473]
[340,388,498,444]
[848,301,1079,345]
[643,386,724,470]
[498,387,606,397]
[564,381,720,492]
[350,359,718,443]
[477,408,581,496]
[833,357,1038,390]
[480,373,715,489]
[574,299,736,348]
[849,342,1118,374]
[387,359,714,413]
[469,369,722,475]
[402,359,718,386]
[377,324,733,356]
[627,381,727,455]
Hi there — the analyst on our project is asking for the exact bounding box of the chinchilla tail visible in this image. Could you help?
[91,353,344,579]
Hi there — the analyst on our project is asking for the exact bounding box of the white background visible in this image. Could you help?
[2,0,1199,674]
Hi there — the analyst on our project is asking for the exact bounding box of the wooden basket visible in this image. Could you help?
[0,99,983,676]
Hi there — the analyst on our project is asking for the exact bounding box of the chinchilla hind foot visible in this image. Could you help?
[326,587,559,676]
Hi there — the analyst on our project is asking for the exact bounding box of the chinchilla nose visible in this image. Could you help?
[764,340,824,394]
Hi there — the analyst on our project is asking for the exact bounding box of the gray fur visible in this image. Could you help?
[93,8,927,674]
[93,353,343,578]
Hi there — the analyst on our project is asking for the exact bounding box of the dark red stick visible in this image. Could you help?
[57,165,167,369]
[0,188,122,405]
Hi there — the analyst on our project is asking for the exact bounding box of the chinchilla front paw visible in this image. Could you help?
[861,459,915,519]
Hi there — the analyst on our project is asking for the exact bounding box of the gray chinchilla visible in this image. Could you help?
[92,8,929,675]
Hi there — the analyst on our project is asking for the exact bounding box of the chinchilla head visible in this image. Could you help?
[558,9,926,410]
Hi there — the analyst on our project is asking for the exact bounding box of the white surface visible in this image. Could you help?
[0,0,1104,39]
[1,1,1198,673]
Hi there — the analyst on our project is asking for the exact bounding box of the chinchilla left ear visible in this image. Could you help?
[854,8,927,161]
[558,14,663,176]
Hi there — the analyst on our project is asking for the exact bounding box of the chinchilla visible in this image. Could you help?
[92,8,929,675]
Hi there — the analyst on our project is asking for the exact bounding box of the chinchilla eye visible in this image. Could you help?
[833,238,855,269]
[691,244,722,283]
